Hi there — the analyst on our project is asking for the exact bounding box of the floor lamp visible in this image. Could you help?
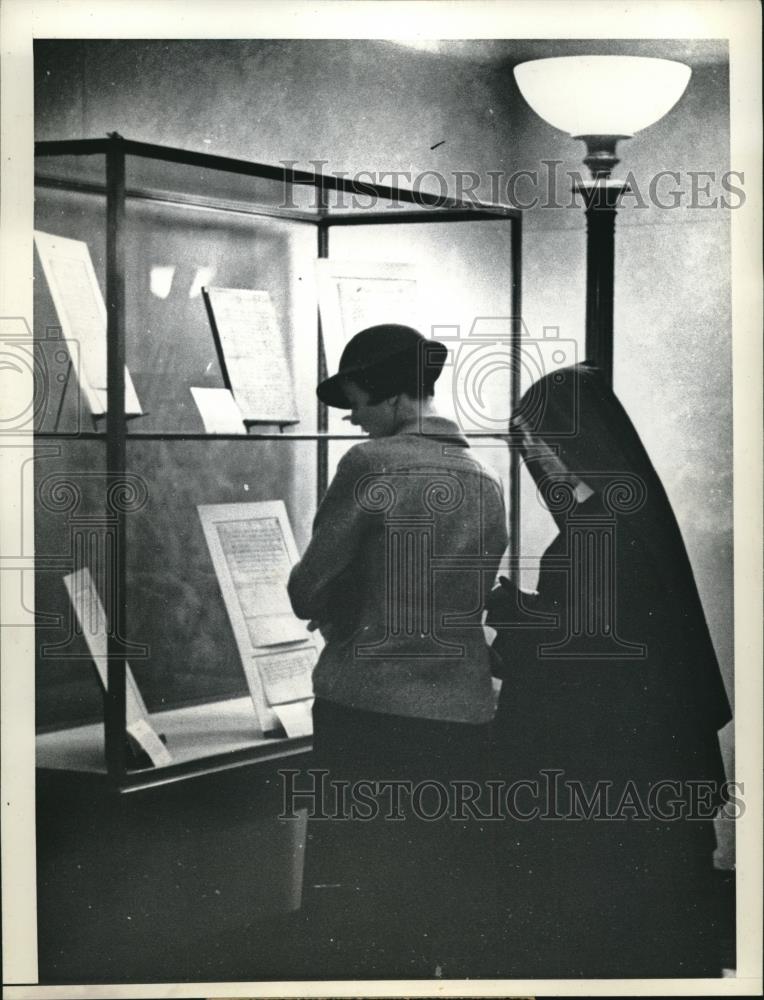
[514,55,692,385]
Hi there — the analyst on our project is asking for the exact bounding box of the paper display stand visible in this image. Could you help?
[202,287,299,427]
[189,386,247,434]
[34,231,143,418]
[198,501,315,737]
[63,568,172,768]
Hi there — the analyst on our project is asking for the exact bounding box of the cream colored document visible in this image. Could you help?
[272,700,314,739]
[315,259,421,376]
[255,647,316,706]
[34,230,143,417]
[198,501,316,733]
[202,286,298,424]
[62,568,172,767]
[190,386,246,434]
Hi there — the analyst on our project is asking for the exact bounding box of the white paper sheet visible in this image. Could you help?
[246,614,308,647]
[190,386,246,434]
[63,568,172,767]
[234,581,293,617]
[198,501,317,731]
[273,700,314,738]
[202,286,298,423]
[254,647,316,706]
[34,230,142,416]
[217,515,308,646]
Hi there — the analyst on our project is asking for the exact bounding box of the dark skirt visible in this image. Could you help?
[300,698,497,979]
[490,706,725,979]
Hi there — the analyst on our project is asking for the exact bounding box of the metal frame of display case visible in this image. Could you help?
[34,133,523,788]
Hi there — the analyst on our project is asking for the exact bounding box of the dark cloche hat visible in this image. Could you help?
[317,324,448,409]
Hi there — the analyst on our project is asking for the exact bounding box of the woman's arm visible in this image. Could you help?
[287,445,372,623]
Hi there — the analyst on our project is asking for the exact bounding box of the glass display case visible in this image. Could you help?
[33,133,522,789]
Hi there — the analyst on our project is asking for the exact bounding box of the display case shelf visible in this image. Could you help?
[36,696,311,792]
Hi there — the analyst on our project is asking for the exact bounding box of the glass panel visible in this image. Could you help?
[320,179,507,215]
[124,439,316,715]
[34,155,111,733]
[519,457,558,592]
[35,151,106,190]
[33,433,319,734]
[325,219,514,436]
[327,437,360,487]
[122,173,319,436]
[125,150,319,214]
[323,218,515,548]
[35,438,108,731]
[32,147,520,748]
[34,165,107,436]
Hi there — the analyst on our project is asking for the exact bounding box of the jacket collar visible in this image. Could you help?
[394,416,470,448]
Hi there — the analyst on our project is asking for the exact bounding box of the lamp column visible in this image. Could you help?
[574,136,630,387]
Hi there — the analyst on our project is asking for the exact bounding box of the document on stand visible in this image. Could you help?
[190,386,246,434]
[202,287,298,424]
[255,647,315,705]
[315,259,421,376]
[216,514,307,648]
[198,501,316,734]
[34,231,143,417]
[250,647,315,738]
[63,568,172,767]
[272,701,314,739]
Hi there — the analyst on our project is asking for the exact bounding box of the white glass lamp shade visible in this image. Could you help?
[513,56,691,137]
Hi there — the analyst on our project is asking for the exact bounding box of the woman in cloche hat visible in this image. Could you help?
[288,324,508,978]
